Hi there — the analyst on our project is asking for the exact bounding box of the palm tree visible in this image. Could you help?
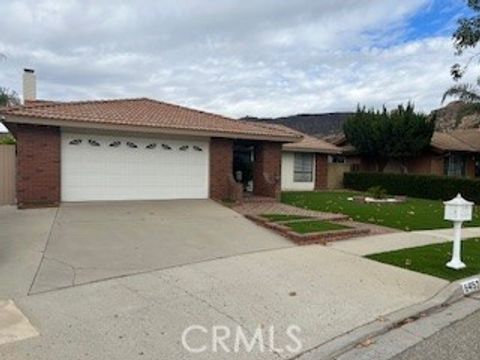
[442,80,480,104]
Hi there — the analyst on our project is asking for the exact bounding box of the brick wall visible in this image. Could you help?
[253,142,282,199]
[209,137,243,201]
[406,152,443,176]
[466,156,476,178]
[430,155,445,176]
[314,154,328,189]
[15,124,61,208]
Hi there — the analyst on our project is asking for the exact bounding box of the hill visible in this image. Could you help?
[431,101,480,132]
[243,113,353,137]
[244,101,480,139]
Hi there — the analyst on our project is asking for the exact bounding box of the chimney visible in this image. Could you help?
[23,68,36,103]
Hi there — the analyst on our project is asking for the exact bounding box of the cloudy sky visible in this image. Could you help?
[0,0,477,120]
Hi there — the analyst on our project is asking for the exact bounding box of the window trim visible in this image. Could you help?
[444,153,466,177]
[293,153,314,183]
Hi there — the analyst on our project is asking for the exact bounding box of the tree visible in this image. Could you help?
[444,0,480,102]
[0,53,21,107]
[0,87,21,107]
[343,103,435,172]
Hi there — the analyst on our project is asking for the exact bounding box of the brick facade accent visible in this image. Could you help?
[314,154,328,190]
[15,124,60,208]
[253,142,282,199]
[209,138,242,201]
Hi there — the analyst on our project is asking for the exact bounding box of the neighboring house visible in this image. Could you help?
[329,131,480,178]
[0,71,301,208]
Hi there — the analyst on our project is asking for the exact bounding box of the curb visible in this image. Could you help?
[293,274,480,360]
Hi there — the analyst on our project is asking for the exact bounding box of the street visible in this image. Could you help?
[393,307,480,360]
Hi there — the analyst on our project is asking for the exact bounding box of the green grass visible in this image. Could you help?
[261,214,310,222]
[284,220,349,234]
[281,191,480,231]
[366,238,480,281]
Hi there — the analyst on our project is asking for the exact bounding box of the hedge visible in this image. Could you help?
[344,172,480,203]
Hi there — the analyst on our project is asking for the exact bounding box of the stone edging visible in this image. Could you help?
[245,214,370,244]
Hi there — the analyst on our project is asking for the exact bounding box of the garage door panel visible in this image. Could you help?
[61,132,209,201]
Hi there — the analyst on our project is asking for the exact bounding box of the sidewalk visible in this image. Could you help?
[328,227,480,256]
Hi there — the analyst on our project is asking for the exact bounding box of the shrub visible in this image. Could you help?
[344,172,480,203]
[367,186,387,199]
[0,135,15,145]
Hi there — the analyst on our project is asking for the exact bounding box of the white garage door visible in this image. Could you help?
[61,132,209,201]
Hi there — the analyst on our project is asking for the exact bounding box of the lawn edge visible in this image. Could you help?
[364,237,480,281]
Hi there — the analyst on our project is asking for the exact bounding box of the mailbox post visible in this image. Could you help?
[444,194,474,270]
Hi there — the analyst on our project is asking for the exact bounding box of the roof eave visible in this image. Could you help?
[430,145,477,153]
[3,115,300,143]
[282,146,342,154]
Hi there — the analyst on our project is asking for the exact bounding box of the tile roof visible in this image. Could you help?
[449,129,480,152]
[323,131,480,153]
[431,132,478,152]
[252,123,342,154]
[0,98,300,141]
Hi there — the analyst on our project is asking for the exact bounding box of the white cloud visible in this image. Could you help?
[0,0,472,123]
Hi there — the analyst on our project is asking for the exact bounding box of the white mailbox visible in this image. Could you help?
[444,193,474,222]
[444,193,474,270]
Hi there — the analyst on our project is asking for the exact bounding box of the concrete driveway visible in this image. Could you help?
[0,245,447,360]
[2,200,292,295]
[0,202,451,359]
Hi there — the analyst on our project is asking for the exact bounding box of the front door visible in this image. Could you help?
[233,144,254,192]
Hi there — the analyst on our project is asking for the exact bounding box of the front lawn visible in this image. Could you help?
[284,220,349,234]
[366,238,480,281]
[281,191,480,231]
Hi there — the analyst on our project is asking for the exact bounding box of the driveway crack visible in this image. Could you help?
[28,207,60,295]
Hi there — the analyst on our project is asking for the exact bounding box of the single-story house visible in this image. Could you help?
[0,71,303,208]
[328,131,480,178]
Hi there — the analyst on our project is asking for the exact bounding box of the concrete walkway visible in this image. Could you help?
[328,227,480,256]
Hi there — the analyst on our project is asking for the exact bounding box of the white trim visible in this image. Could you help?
[281,151,316,191]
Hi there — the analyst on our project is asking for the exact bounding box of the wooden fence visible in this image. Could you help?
[327,163,351,189]
[0,145,15,205]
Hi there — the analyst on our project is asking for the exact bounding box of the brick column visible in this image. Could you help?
[314,154,328,190]
[209,138,242,201]
[253,141,282,199]
[16,124,61,208]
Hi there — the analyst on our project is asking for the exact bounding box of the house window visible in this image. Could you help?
[328,155,347,164]
[294,153,314,182]
[444,154,466,177]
